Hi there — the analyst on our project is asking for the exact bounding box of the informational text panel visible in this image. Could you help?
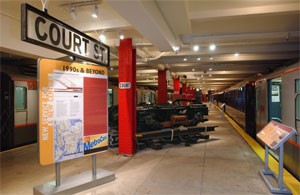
[257,120,296,150]
[38,58,108,165]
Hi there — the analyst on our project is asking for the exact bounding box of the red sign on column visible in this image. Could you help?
[158,70,167,103]
[118,38,136,155]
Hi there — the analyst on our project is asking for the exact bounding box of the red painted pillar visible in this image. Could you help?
[118,38,136,155]
[158,70,167,103]
[203,92,207,102]
[182,83,187,99]
[173,77,180,100]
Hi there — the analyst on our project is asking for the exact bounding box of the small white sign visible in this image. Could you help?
[119,82,131,89]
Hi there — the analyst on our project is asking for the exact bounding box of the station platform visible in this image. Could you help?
[1,104,298,194]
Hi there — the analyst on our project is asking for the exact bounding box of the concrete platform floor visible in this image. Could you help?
[1,104,271,195]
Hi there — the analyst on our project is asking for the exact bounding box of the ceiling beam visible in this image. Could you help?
[189,3,300,20]
[106,0,177,52]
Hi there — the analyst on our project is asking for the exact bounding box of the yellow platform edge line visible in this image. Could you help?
[214,105,300,194]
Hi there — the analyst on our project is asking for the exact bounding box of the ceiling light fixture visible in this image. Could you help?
[70,7,77,20]
[234,53,239,56]
[209,43,216,51]
[209,74,212,77]
[99,33,106,42]
[193,45,199,52]
[91,4,98,18]
[209,68,212,71]
[183,58,187,61]
[197,57,201,61]
[209,56,213,60]
[173,46,180,53]
[119,33,124,40]
[192,68,195,72]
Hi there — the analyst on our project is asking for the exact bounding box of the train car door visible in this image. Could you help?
[268,77,282,123]
[0,72,14,151]
[14,80,38,147]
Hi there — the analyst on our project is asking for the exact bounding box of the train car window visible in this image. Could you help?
[108,89,113,108]
[15,86,27,110]
[296,79,300,93]
[268,77,282,123]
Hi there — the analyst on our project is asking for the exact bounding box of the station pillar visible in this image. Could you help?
[182,83,187,99]
[118,38,136,155]
[173,77,180,100]
[158,69,167,103]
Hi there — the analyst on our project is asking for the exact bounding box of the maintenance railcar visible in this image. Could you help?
[214,61,300,180]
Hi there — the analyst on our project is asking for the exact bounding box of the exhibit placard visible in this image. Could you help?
[21,4,109,66]
[38,58,108,165]
[257,120,296,150]
[119,82,131,89]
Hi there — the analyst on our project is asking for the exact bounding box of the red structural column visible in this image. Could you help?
[182,83,187,99]
[158,69,167,103]
[203,92,207,102]
[173,77,180,100]
[118,38,136,155]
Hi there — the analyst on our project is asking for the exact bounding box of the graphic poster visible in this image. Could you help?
[38,58,108,165]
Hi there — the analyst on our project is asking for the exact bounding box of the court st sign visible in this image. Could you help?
[21,4,109,66]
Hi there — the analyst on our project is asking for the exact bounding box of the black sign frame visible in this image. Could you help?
[21,3,110,67]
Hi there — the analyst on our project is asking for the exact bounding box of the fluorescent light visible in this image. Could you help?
[173,46,179,52]
[119,33,124,40]
[197,57,201,61]
[193,45,199,52]
[92,5,98,18]
[209,43,216,51]
[99,34,106,42]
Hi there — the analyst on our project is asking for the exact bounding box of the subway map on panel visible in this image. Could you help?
[54,119,84,162]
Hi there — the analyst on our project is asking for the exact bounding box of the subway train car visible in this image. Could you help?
[1,68,38,151]
[213,61,300,180]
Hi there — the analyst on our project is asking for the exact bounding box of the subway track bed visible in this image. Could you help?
[1,104,273,195]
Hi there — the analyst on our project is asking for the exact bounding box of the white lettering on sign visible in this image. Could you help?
[119,82,131,89]
[21,4,109,66]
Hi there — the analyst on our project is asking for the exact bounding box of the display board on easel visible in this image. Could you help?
[257,121,296,195]
[38,58,109,165]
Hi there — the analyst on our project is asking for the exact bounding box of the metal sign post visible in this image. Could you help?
[92,155,97,180]
[55,163,61,187]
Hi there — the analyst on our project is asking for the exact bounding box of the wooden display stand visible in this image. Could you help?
[257,121,296,194]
